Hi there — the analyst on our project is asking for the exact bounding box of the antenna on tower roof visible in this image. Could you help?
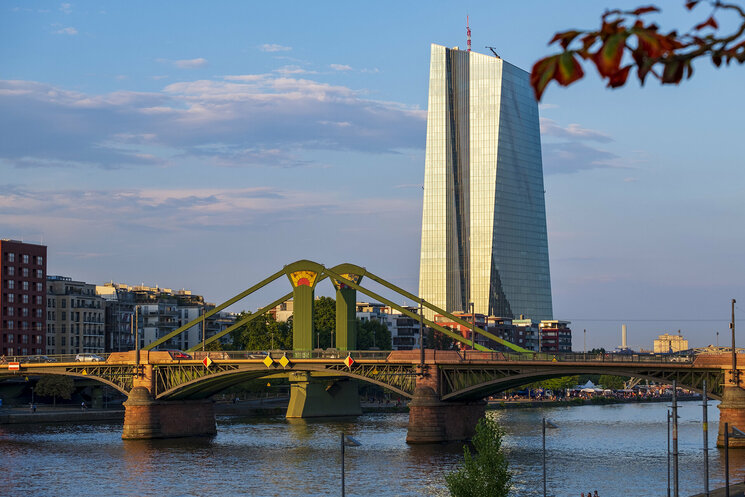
[466,16,472,52]
[486,46,500,58]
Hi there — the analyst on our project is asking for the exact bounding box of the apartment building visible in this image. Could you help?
[1,240,47,356]
[47,276,105,355]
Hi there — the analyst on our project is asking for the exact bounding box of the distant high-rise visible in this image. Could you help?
[418,44,553,320]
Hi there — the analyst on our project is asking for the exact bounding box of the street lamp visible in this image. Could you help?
[341,433,361,497]
[542,418,558,497]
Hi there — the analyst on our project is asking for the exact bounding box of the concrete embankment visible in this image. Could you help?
[689,483,745,497]
[0,407,124,424]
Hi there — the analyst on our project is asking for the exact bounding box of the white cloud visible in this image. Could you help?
[260,44,292,52]
[274,65,316,75]
[540,118,612,143]
[60,3,72,14]
[54,26,78,35]
[0,75,426,170]
[330,64,352,71]
[172,58,208,69]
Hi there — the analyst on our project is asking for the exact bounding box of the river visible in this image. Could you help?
[2,401,743,496]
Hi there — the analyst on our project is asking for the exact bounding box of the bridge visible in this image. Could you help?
[2,259,744,446]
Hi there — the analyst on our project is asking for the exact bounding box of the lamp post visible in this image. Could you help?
[469,302,475,354]
[672,380,679,497]
[723,424,745,497]
[419,299,424,369]
[542,418,558,497]
[341,433,361,497]
[667,409,671,497]
[201,307,205,352]
[702,379,710,497]
[583,329,586,359]
[731,298,737,385]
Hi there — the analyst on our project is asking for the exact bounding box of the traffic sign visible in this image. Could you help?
[202,356,213,368]
[8,362,19,371]
[344,355,355,369]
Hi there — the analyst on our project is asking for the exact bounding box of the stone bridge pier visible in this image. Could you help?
[406,365,485,444]
[121,355,216,440]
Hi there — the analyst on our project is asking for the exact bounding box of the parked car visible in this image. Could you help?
[165,350,192,360]
[75,354,104,362]
[27,355,57,363]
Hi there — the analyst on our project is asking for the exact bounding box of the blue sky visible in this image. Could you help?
[2,1,743,350]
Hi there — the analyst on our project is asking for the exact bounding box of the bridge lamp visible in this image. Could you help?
[542,418,558,497]
[341,433,361,497]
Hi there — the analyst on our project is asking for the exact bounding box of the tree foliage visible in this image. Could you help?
[445,416,512,497]
[531,1,745,99]
[529,375,580,392]
[598,374,629,389]
[356,318,392,350]
[34,375,75,406]
[426,327,459,350]
[230,312,292,350]
[313,296,336,348]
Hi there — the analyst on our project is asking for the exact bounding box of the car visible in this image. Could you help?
[75,354,104,362]
[27,355,57,363]
[165,350,192,360]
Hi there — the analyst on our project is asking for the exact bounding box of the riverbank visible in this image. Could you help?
[488,394,701,410]
[0,406,124,424]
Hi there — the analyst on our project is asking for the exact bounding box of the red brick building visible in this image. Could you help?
[1,240,47,356]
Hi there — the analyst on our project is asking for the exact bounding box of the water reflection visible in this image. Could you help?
[3,402,745,496]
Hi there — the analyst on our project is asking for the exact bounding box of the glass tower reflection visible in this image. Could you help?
[418,44,553,321]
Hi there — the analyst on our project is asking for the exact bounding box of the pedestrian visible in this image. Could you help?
[594,492,599,497]
[32,404,36,413]
[81,401,85,411]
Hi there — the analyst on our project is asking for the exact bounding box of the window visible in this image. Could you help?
[21,334,28,344]
[61,311,66,320]
[7,321,13,329]
[6,266,13,276]
[22,295,29,304]
[7,294,13,303]
[7,334,13,343]
[22,268,28,277]
[22,281,28,291]
[61,336,66,346]
[36,269,42,278]
[6,280,13,289]
[36,282,42,292]
[61,300,66,308]
[7,253,14,262]
[6,307,13,316]
[36,256,43,265]
[35,296,42,305]
[35,308,42,317]
[21,308,28,317]
[22,254,29,264]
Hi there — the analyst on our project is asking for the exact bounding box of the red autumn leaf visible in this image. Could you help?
[661,60,684,83]
[555,52,585,86]
[550,30,583,49]
[607,65,632,87]
[685,0,701,10]
[635,29,665,58]
[630,6,660,16]
[592,33,628,77]
[712,52,722,67]
[530,54,559,100]
[636,58,655,85]
[694,16,719,31]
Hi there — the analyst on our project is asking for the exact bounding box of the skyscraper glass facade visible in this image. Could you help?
[419,44,553,321]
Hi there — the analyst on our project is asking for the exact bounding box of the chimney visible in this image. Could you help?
[622,324,627,349]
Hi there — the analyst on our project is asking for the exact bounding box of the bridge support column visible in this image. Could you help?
[406,367,485,444]
[718,386,745,448]
[122,387,216,440]
[286,372,362,418]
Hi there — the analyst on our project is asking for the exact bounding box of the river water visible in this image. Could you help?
[2,401,744,496]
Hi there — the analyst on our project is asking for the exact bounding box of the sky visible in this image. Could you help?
[1,1,743,351]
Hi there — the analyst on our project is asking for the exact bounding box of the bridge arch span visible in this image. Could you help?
[157,364,413,401]
[1,370,130,397]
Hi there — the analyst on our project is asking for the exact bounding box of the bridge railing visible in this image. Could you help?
[1,353,113,365]
[498,352,694,364]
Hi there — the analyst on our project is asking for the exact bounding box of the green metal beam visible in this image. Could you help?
[145,267,287,351]
[348,269,531,354]
[322,267,491,351]
[186,291,294,352]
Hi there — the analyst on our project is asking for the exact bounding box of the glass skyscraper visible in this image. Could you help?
[418,44,553,321]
